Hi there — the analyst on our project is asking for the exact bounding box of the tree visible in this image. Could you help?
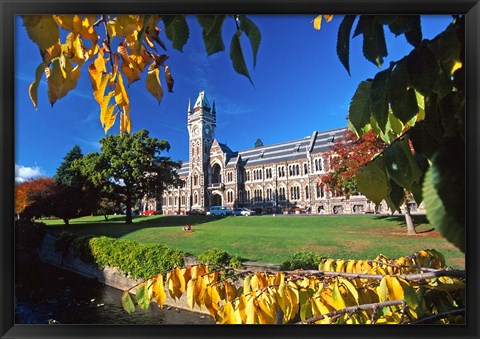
[52,145,86,224]
[321,129,385,198]
[81,129,181,224]
[254,138,264,148]
[15,177,57,220]
[316,15,465,250]
[23,14,261,134]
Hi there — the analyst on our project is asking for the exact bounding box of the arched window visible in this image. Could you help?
[193,192,198,205]
[305,185,309,199]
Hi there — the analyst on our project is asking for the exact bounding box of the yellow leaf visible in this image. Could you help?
[115,73,130,107]
[243,275,252,294]
[186,279,196,310]
[385,276,404,301]
[152,274,166,308]
[103,106,117,133]
[121,58,141,86]
[346,260,356,273]
[250,274,259,291]
[29,63,46,110]
[164,65,174,93]
[313,15,322,30]
[324,15,334,23]
[450,60,462,75]
[120,107,131,134]
[224,280,236,302]
[235,295,247,323]
[100,91,115,126]
[336,259,346,272]
[54,15,83,34]
[323,258,336,272]
[339,278,359,304]
[257,297,276,324]
[23,15,61,63]
[332,282,347,310]
[194,276,206,308]
[378,276,388,302]
[46,57,80,106]
[245,295,256,324]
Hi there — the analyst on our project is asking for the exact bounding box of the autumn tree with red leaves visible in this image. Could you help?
[15,177,57,220]
[320,129,386,198]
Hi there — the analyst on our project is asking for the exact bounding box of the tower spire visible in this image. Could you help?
[212,98,216,115]
[187,98,192,114]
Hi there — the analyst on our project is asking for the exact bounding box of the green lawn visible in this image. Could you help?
[43,214,464,268]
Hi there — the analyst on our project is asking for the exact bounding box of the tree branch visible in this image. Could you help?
[408,308,465,324]
[296,300,406,324]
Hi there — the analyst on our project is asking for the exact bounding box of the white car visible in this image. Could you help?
[232,208,255,216]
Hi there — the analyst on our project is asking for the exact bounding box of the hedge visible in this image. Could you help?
[54,232,185,279]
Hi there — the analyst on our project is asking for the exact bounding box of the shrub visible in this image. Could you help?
[198,248,244,268]
[53,233,185,279]
[280,251,324,271]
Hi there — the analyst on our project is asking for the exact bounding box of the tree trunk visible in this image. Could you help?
[125,194,133,224]
[63,218,70,225]
[404,202,416,235]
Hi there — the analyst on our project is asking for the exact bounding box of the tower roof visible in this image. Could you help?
[194,91,211,111]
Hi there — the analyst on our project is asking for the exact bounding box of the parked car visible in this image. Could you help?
[186,209,206,216]
[209,206,233,216]
[141,210,157,216]
[232,208,255,216]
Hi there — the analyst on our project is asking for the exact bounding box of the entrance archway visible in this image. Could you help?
[211,193,222,206]
[211,163,222,184]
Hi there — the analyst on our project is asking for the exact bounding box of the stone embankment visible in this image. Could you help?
[38,232,280,315]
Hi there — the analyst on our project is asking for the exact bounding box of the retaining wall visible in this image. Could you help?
[38,232,280,315]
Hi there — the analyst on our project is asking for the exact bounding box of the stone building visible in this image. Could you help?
[152,91,399,215]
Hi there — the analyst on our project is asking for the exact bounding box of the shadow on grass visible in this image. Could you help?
[373,214,429,225]
[49,215,228,238]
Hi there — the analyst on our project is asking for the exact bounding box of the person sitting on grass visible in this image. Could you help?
[183,224,191,231]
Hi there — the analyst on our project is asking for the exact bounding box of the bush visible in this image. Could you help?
[280,251,324,271]
[15,219,46,250]
[198,248,244,269]
[53,233,186,279]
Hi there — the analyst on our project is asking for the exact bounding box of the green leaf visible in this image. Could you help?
[336,15,356,76]
[370,69,390,133]
[383,138,421,190]
[388,61,419,124]
[121,290,136,314]
[356,16,388,68]
[136,282,151,312]
[406,43,441,96]
[355,156,389,205]
[230,31,254,85]
[423,139,465,252]
[387,110,404,136]
[239,15,261,68]
[164,16,189,52]
[385,179,404,212]
[348,80,372,135]
[408,123,440,159]
[385,15,422,47]
[197,15,226,55]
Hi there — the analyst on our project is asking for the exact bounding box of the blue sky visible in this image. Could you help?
[15,15,453,182]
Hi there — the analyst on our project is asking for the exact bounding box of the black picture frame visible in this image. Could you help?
[1,1,479,338]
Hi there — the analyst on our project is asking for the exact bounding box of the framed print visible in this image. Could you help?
[1,0,479,338]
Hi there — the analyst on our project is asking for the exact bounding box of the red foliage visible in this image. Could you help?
[320,130,386,196]
[15,177,57,215]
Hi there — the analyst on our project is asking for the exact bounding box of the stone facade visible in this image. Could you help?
[150,91,421,216]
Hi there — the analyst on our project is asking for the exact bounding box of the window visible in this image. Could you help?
[290,186,300,200]
[246,190,251,202]
[304,163,308,175]
[316,184,324,199]
[266,188,272,201]
[227,191,234,203]
[254,189,263,202]
[266,168,272,179]
[193,192,198,205]
[193,174,198,186]
[315,158,323,172]
[278,187,286,201]
[181,195,186,205]
[246,171,250,181]
[227,172,233,182]
[278,166,286,178]
[305,185,309,199]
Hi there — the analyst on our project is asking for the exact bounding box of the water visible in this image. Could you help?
[15,259,214,325]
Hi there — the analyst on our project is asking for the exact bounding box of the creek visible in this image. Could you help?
[15,259,214,325]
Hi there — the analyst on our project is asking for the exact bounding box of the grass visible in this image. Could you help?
[42,214,465,269]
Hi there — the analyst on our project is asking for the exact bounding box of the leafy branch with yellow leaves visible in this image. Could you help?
[23,14,260,134]
[121,249,465,325]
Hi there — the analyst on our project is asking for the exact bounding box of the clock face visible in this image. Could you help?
[205,127,211,135]
[193,126,199,136]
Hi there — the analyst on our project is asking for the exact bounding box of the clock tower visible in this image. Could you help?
[187,91,216,210]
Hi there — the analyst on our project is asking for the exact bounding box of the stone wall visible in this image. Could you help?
[38,232,281,316]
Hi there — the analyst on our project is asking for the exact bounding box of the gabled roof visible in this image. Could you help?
[176,127,348,176]
[225,127,347,167]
